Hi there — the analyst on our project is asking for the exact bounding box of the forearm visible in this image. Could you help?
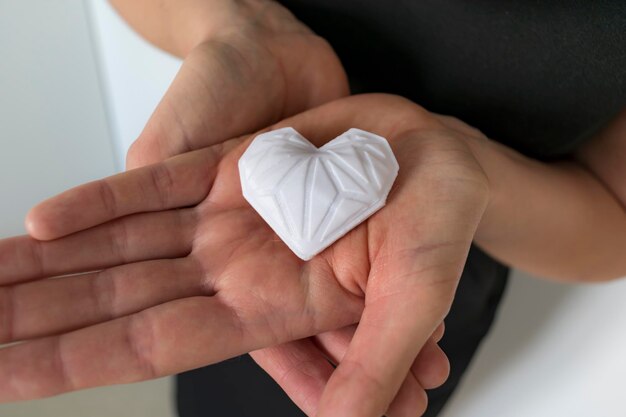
[468,133,626,282]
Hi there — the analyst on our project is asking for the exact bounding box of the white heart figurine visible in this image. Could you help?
[238,127,399,260]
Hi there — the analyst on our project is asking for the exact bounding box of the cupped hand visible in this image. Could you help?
[125,0,348,169]
[0,94,490,417]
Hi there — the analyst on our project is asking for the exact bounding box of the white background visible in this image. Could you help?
[1,1,625,416]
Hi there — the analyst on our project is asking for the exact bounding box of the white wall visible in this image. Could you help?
[85,0,181,166]
[0,0,116,236]
[0,1,175,417]
[441,273,626,417]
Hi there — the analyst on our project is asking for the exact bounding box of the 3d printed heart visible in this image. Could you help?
[238,127,399,260]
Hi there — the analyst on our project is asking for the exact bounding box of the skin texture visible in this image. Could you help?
[108,0,626,282]
[110,0,350,169]
[1,0,624,415]
[2,93,625,416]
[107,1,451,414]
[0,95,486,417]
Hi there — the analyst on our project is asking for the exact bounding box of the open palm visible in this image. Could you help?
[0,95,490,417]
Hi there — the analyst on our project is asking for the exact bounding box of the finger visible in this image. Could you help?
[126,39,348,170]
[0,293,290,402]
[0,297,227,401]
[315,289,446,417]
[316,325,448,391]
[314,324,444,366]
[411,339,450,390]
[0,209,195,285]
[314,125,483,417]
[314,325,442,414]
[0,258,204,344]
[26,147,222,240]
[126,41,285,169]
[433,322,445,343]
[251,333,437,417]
[250,340,335,416]
[316,326,428,417]
[385,376,428,417]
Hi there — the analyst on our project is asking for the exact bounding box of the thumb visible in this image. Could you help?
[125,39,286,169]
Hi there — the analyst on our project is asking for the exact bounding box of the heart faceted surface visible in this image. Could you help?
[238,127,399,260]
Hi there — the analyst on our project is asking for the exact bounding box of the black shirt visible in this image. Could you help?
[280,0,626,158]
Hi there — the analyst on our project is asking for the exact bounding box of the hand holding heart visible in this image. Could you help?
[0,94,490,417]
[239,127,399,260]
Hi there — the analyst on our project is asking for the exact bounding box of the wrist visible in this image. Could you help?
[462,133,503,245]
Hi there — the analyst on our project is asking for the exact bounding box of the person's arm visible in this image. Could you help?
[456,110,626,282]
[106,0,348,168]
[108,0,240,57]
[110,0,626,283]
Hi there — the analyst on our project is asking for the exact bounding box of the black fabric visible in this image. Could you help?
[177,2,626,416]
[279,0,626,159]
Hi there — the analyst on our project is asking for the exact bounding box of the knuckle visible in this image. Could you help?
[0,286,14,343]
[54,336,77,393]
[147,163,175,208]
[126,139,148,169]
[97,179,118,218]
[109,218,131,263]
[126,313,158,380]
[339,358,387,393]
[26,238,45,278]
